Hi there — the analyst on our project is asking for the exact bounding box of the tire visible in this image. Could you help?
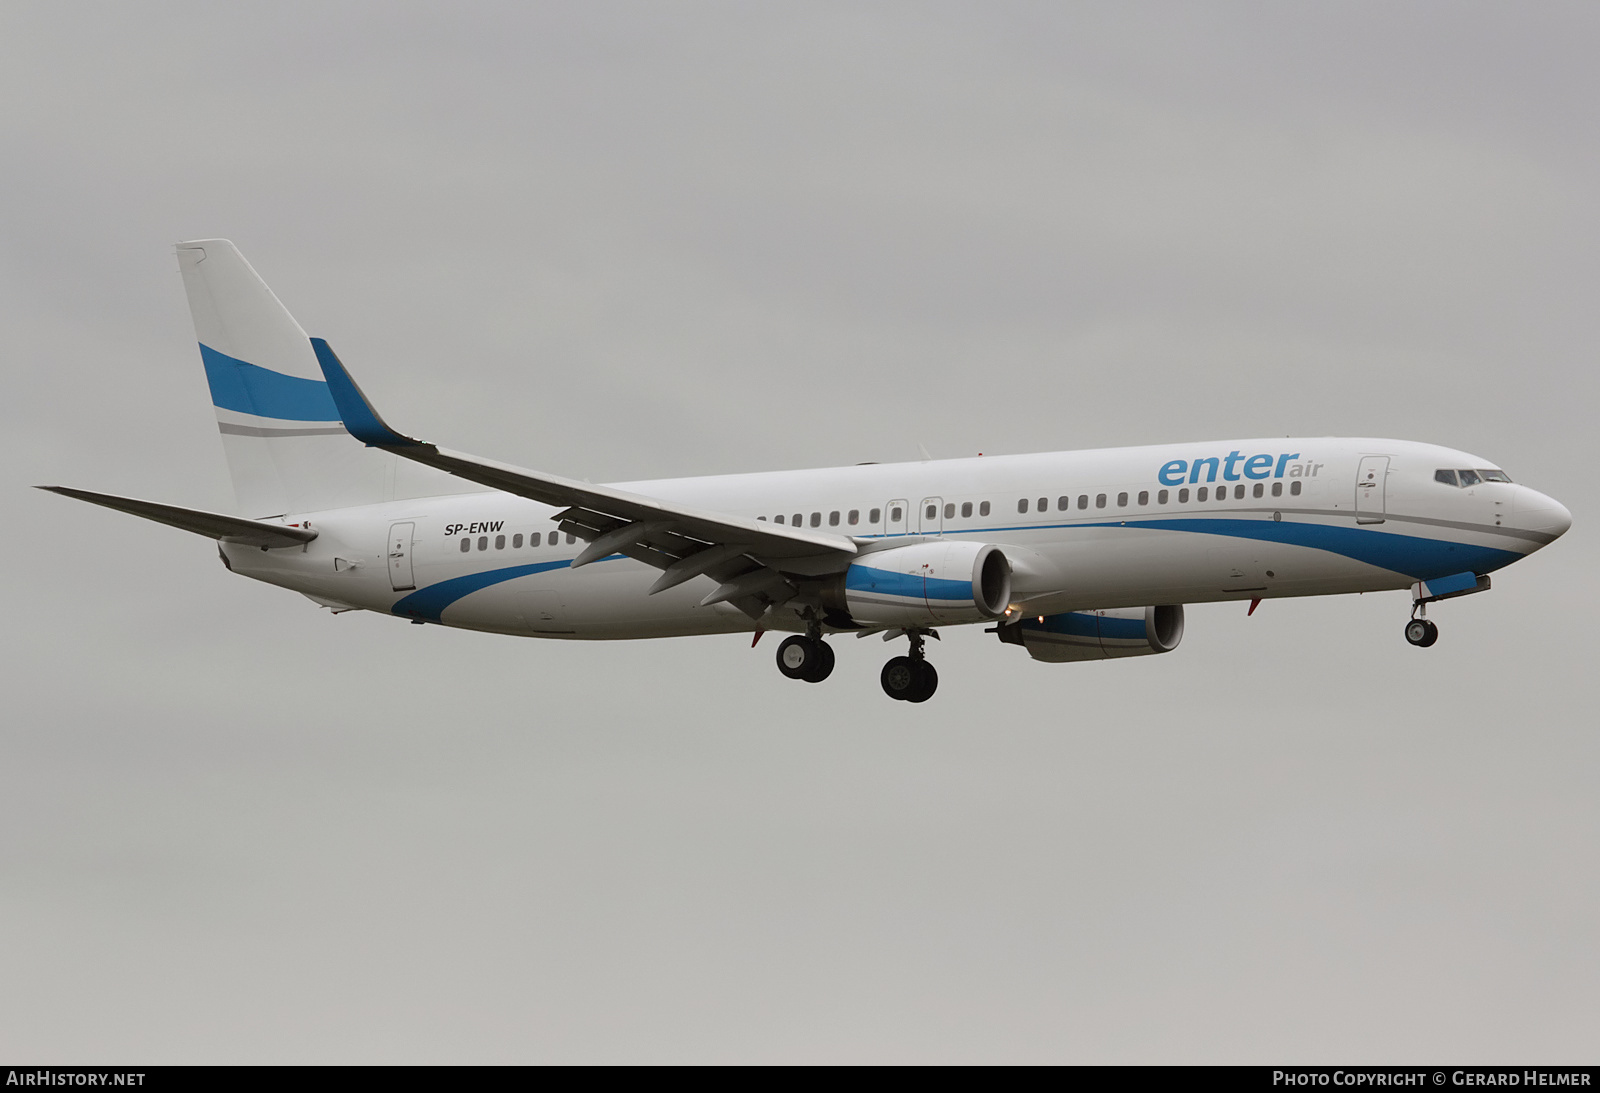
[803,641,835,683]
[1404,619,1429,646]
[777,635,819,679]
[1419,619,1439,648]
[880,656,918,700]
[904,660,938,703]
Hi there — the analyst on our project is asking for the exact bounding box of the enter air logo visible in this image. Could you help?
[1157,451,1323,486]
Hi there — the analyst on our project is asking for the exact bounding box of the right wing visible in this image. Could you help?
[311,338,858,617]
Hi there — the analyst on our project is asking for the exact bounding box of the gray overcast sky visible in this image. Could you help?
[2,1,1595,1063]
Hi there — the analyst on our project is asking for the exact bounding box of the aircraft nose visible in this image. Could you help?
[1516,487,1573,539]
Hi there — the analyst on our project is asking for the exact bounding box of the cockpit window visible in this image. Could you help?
[1438,468,1511,488]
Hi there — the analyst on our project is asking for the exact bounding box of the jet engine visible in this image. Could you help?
[832,541,1012,627]
[996,605,1184,662]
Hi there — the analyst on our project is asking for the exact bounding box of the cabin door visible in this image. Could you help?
[1355,457,1389,524]
[388,522,417,591]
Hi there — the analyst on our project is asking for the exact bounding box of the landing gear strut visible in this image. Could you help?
[881,628,938,702]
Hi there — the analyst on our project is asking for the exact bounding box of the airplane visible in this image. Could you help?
[40,240,1573,702]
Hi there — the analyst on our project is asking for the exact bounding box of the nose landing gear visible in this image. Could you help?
[1404,617,1439,647]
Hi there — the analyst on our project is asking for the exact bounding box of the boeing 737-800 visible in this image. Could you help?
[41,240,1573,702]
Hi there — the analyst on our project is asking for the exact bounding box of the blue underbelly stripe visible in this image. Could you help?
[1116,518,1522,580]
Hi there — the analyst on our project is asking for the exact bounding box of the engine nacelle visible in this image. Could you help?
[837,541,1012,627]
[997,605,1184,663]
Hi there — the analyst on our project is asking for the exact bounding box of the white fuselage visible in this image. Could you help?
[223,437,1567,640]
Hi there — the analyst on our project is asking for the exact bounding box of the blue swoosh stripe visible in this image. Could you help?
[860,518,1522,581]
[392,555,627,622]
[200,343,341,422]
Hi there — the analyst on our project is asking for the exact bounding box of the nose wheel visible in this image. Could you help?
[776,635,834,682]
[1404,618,1439,647]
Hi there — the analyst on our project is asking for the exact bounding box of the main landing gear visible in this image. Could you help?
[773,624,941,701]
[776,634,835,683]
[880,629,938,703]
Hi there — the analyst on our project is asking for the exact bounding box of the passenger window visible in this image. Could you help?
[530,532,541,547]
[459,538,470,553]
[1095,494,1107,509]
[1117,492,1128,507]
[810,512,821,527]
[889,506,901,522]
[979,501,990,516]
[513,533,523,548]
[494,534,505,550]
[478,536,488,551]
[1076,495,1087,510]
[1058,496,1069,511]
[1271,482,1282,497]
[566,533,576,544]
[1290,481,1302,496]
[926,504,937,520]
[1458,469,1482,487]
[829,511,840,526]
[961,501,972,518]
[774,514,784,524]
[848,510,859,525]
[1157,489,1168,504]
[1037,497,1048,512]
[1231,485,1242,499]
[758,516,767,521]
[1197,487,1208,502]
[1018,499,1029,513]
[1434,469,1458,486]
[1179,488,1190,503]
[1138,491,1148,505]
[792,514,802,526]
[873,507,885,523]
[1252,483,1263,499]
[1218,489,1229,503]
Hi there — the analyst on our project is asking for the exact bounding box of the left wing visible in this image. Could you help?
[37,486,318,549]
[311,338,857,617]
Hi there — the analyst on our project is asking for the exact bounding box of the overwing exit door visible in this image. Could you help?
[919,496,944,535]
[388,521,416,591]
[1355,457,1389,524]
[884,499,909,538]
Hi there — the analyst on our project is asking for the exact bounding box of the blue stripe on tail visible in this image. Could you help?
[200,344,340,422]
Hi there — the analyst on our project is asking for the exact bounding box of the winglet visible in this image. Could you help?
[309,337,423,448]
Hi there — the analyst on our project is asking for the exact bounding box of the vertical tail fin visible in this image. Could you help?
[176,240,468,516]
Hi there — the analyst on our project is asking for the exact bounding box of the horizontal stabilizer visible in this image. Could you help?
[38,486,317,549]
